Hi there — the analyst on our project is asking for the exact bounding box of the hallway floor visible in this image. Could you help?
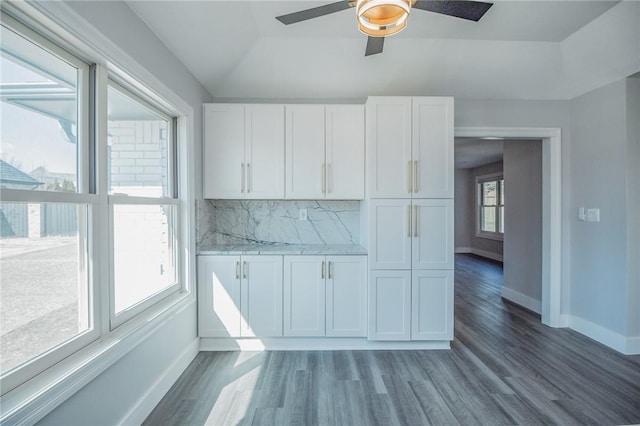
[145,254,640,425]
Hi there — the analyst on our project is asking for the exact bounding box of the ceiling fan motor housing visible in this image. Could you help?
[356,0,413,37]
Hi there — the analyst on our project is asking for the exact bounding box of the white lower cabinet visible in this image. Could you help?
[368,269,454,341]
[411,270,454,340]
[368,270,412,341]
[283,255,367,337]
[198,255,283,338]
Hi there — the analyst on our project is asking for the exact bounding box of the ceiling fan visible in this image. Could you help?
[276,0,493,56]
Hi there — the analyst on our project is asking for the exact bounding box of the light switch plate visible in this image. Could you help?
[586,208,600,222]
[578,207,586,221]
[299,208,308,221]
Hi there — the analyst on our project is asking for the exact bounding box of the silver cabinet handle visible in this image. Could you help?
[246,163,251,193]
[414,205,418,237]
[321,261,325,279]
[327,164,332,194]
[407,161,412,193]
[328,261,333,279]
[407,205,412,237]
[243,261,247,279]
[414,160,419,193]
[236,261,240,279]
[322,164,326,194]
[241,163,245,193]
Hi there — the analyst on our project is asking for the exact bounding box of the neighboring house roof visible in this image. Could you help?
[0,159,42,189]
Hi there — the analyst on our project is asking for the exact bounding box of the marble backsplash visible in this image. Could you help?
[196,200,361,247]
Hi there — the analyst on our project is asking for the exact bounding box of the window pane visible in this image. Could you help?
[108,85,170,197]
[499,206,504,233]
[0,25,79,192]
[113,204,176,314]
[500,179,505,205]
[0,202,89,374]
[481,206,496,232]
[482,181,497,206]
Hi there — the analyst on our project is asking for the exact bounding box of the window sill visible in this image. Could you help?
[0,291,195,425]
[475,232,504,242]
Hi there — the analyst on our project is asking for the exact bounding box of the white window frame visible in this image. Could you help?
[476,172,504,241]
[0,3,195,420]
[105,80,182,329]
[0,14,100,394]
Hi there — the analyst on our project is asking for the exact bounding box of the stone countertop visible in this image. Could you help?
[197,244,367,255]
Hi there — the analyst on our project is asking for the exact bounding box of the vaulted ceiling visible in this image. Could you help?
[127,1,638,100]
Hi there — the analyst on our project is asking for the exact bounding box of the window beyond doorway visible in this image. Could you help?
[476,174,504,240]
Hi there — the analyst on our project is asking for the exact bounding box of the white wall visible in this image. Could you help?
[568,79,628,336]
[65,0,213,199]
[627,77,640,339]
[454,168,472,249]
[455,99,573,315]
[503,140,543,313]
[37,2,212,423]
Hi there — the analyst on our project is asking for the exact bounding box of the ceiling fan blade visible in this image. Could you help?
[413,0,493,22]
[365,36,385,56]
[276,1,354,25]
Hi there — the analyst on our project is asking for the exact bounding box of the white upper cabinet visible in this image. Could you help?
[366,97,412,199]
[286,105,365,200]
[325,105,365,200]
[285,105,326,199]
[203,104,284,199]
[244,105,285,199]
[203,104,245,199]
[412,97,454,199]
[366,96,454,199]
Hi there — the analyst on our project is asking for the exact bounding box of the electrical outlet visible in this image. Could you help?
[299,208,308,221]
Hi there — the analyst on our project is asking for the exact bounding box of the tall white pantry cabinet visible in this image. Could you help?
[365,96,455,342]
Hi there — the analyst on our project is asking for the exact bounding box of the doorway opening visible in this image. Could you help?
[454,127,563,328]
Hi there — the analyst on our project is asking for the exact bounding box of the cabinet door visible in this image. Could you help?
[369,199,412,270]
[368,270,411,341]
[326,256,367,337]
[412,97,454,198]
[285,105,326,199]
[366,97,412,198]
[412,199,454,270]
[203,104,245,199]
[245,105,285,199]
[325,105,365,200]
[240,255,283,337]
[198,255,241,337]
[412,270,454,340]
[283,256,326,336]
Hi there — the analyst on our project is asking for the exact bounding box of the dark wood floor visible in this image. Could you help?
[145,254,640,425]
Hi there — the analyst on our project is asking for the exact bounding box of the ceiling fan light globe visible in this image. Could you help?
[356,0,411,37]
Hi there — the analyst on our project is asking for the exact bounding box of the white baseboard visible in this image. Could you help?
[568,316,634,355]
[455,247,472,254]
[624,336,640,355]
[456,247,503,262]
[199,337,450,351]
[501,287,541,314]
[119,338,199,425]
